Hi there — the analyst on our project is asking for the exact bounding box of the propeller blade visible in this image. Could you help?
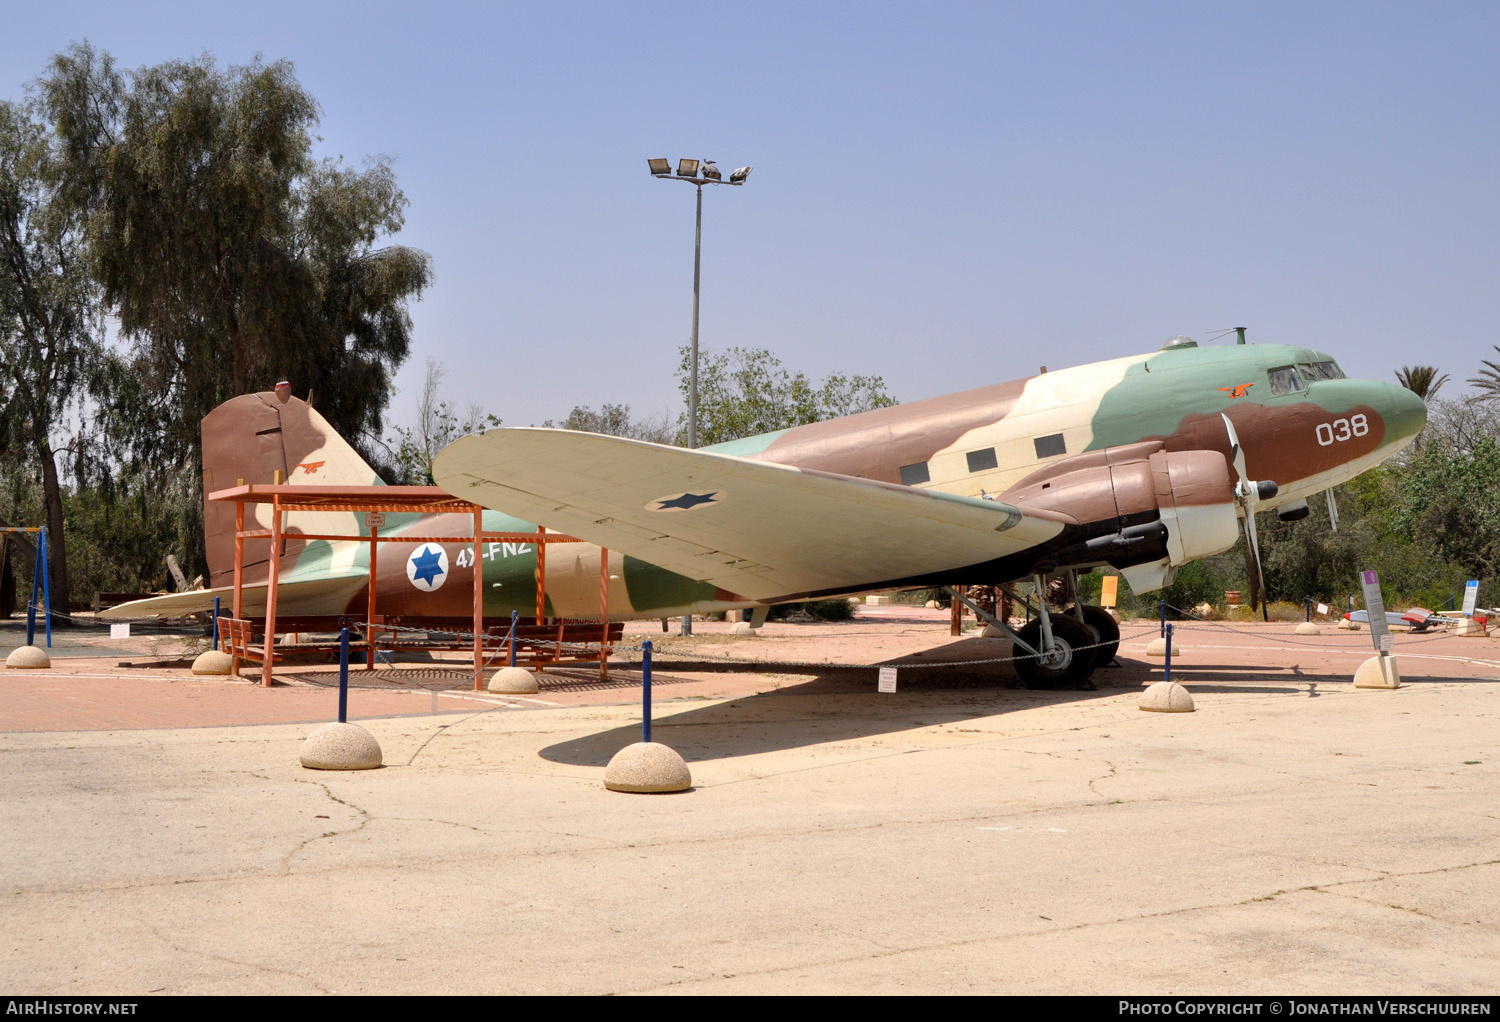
[1326,489,1340,533]
[1221,413,1249,494]
[1246,506,1271,619]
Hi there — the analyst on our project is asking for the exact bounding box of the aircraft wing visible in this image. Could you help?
[99,573,369,620]
[434,429,1071,601]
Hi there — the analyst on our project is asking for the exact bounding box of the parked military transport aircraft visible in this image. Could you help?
[106,334,1426,688]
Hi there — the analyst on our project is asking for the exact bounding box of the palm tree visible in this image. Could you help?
[1395,365,1450,402]
[1469,346,1500,404]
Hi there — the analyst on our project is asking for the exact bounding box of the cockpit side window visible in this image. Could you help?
[1268,366,1305,395]
[1317,360,1345,379]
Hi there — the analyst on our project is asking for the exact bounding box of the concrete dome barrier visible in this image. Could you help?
[299,722,383,770]
[489,666,540,694]
[6,645,50,669]
[192,650,235,675]
[1140,681,1195,712]
[604,742,692,793]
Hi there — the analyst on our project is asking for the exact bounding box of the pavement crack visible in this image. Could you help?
[404,710,494,765]
[140,919,331,993]
[280,778,373,870]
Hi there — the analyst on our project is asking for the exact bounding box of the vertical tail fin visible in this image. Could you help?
[202,392,381,587]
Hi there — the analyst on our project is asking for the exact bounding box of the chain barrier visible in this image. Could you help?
[343,616,1163,671]
[1159,602,1474,649]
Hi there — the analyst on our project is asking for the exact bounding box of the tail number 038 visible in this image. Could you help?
[1316,414,1368,446]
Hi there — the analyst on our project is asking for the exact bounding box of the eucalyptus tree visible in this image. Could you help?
[0,100,102,616]
[36,43,432,472]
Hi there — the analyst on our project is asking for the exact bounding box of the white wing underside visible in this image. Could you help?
[434,429,1069,601]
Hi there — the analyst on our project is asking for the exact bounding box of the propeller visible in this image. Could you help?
[1221,414,1279,619]
[1326,488,1340,533]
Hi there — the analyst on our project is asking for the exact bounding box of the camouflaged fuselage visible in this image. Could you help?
[153,341,1424,622]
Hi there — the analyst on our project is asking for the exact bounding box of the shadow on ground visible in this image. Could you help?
[537,654,1130,767]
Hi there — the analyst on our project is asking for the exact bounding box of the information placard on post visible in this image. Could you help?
[1361,569,1390,652]
[877,667,898,693]
[1100,576,1118,609]
[1462,580,1479,617]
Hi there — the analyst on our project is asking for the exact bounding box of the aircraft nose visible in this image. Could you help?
[1378,381,1427,444]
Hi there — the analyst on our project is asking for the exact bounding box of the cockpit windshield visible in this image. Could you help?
[1268,366,1306,395]
[1297,360,1346,382]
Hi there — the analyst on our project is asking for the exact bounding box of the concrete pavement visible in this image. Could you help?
[2,618,1498,994]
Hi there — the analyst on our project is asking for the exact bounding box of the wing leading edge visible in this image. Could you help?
[433,429,1071,601]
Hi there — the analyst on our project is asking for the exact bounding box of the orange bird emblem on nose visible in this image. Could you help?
[1218,383,1253,399]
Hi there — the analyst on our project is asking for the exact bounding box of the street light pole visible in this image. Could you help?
[648,157,752,636]
[690,182,702,449]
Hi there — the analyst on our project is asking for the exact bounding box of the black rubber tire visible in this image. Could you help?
[1070,604,1121,668]
[1012,614,1095,689]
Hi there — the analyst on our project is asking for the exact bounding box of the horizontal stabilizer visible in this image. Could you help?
[99,573,369,620]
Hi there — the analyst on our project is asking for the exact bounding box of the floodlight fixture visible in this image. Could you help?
[701,161,722,181]
[676,158,699,178]
[730,166,752,184]
[647,157,671,176]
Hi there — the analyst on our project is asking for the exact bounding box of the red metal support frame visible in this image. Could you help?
[232,498,245,673]
[262,495,282,687]
[599,546,610,681]
[212,484,610,686]
[535,524,546,627]
[366,522,378,669]
[472,507,483,691]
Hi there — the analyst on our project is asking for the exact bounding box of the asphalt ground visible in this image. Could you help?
[2,609,1498,995]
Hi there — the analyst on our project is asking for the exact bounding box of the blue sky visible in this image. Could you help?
[4,2,1497,434]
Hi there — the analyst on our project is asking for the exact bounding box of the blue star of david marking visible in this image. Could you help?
[410,546,445,585]
[654,491,719,511]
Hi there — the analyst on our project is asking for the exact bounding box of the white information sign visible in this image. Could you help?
[1462,580,1479,617]
[1380,634,1395,653]
[1316,602,1329,616]
[110,623,130,639]
[366,512,386,531]
[877,667,898,693]
[1361,570,1389,652]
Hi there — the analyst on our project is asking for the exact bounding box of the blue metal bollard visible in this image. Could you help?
[1159,599,1166,637]
[338,627,350,724]
[1163,622,1173,684]
[27,527,52,648]
[213,596,221,650]
[642,640,653,744]
[1305,597,1312,623]
[507,609,519,667]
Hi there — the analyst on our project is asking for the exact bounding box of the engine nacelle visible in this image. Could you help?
[1147,450,1241,566]
[1001,442,1240,586]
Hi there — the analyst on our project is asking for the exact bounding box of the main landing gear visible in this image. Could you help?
[947,572,1119,690]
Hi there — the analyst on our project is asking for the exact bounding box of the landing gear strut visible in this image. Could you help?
[946,574,1102,690]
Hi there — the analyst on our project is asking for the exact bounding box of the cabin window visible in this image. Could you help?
[1034,433,1066,459]
[1268,366,1305,395]
[899,462,930,485]
[966,448,998,473]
